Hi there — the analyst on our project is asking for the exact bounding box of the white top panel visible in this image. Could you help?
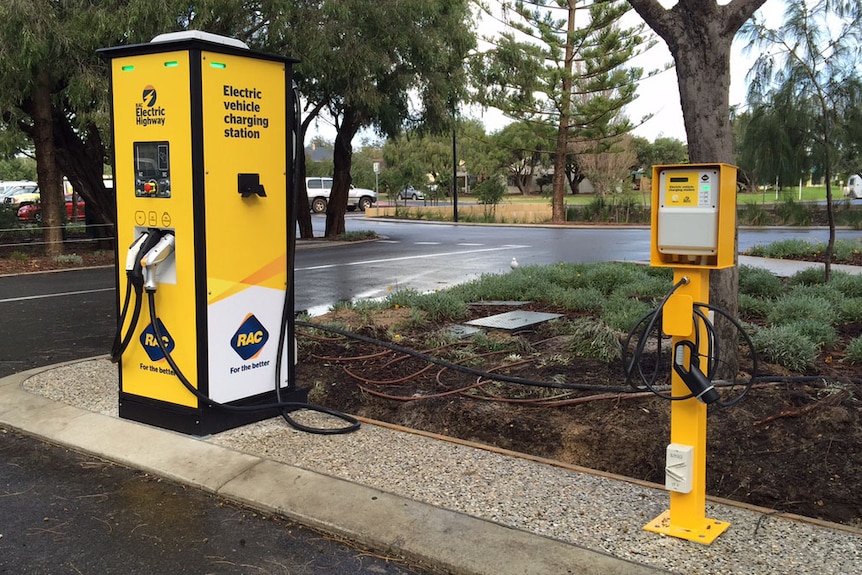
[151,31,249,49]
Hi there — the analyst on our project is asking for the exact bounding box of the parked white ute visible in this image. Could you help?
[305,177,377,213]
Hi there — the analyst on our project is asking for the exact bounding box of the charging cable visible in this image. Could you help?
[138,234,359,435]
[111,229,164,362]
[623,277,757,408]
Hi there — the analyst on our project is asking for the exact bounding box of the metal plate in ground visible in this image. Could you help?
[465,310,562,331]
[446,324,484,338]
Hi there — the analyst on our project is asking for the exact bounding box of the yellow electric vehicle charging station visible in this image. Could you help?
[643,163,737,544]
[100,32,304,435]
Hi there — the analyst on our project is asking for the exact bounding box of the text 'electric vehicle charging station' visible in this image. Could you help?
[100,32,357,436]
[633,163,745,544]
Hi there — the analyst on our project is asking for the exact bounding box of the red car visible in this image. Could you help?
[17,193,86,223]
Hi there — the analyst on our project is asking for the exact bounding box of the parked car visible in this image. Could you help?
[0,180,37,197]
[844,174,862,199]
[17,193,86,223]
[1,184,40,206]
[305,177,377,213]
[399,185,425,200]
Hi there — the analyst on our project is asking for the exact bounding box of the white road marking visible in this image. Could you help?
[297,245,529,271]
[0,287,114,304]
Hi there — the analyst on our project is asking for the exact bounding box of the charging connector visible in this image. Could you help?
[672,341,720,404]
[141,232,176,292]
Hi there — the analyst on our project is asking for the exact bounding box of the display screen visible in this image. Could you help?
[134,141,172,198]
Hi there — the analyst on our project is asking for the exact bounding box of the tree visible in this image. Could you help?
[491,121,554,195]
[286,0,475,237]
[742,0,862,281]
[474,0,653,221]
[0,0,185,254]
[382,119,498,198]
[631,135,688,174]
[627,0,767,378]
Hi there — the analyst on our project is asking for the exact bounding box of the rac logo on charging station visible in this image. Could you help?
[231,314,269,361]
[140,319,175,361]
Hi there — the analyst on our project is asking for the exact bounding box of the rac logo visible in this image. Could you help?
[140,319,175,361]
[231,314,269,361]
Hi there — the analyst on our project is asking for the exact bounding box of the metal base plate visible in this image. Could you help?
[644,510,730,544]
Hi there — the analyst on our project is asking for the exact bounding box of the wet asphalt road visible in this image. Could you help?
[0,427,432,575]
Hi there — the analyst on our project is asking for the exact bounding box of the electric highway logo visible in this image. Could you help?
[136,84,166,126]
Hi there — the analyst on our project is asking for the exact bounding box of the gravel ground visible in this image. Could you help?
[23,358,862,575]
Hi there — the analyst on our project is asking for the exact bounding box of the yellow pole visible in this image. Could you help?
[643,267,730,544]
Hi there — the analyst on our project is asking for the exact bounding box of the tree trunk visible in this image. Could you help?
[32,69,64,257]
[51,115,114,244]
[627,0,767,381]
[326,108,361,237]
[551,3,576,223]
[296,110,320,240]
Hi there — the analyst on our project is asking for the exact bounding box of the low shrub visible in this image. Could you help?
[751,325,818,372]
[566,317,622,362]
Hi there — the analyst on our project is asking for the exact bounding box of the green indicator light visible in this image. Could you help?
[164,61,179,68]
[121,65,135,72]
[210,62,227,69]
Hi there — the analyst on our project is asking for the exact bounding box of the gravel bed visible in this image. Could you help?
[23,358,862,575]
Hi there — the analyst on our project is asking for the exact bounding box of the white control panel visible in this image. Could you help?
[657,168,720,256]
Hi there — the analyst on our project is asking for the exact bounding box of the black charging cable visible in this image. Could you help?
[623,277,757,407]
[146,290,359,434]
[110,229,165,362]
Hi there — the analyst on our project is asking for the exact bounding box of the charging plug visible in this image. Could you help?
[141,233,176,292]
[673,341,720,404]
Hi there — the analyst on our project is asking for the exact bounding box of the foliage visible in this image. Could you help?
[766,293,837,327]
[630,136,688,174]
[473,177,506,219]
[0,157,37,181]
[845,336,862,365]
[474,0,653,221]
[742,0,862,280]
[565,318,622,362]
[490,121,554,195]
[750,325,819,372]
[739,265,784,299]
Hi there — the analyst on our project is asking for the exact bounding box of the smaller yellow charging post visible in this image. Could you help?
[644,163,737,544]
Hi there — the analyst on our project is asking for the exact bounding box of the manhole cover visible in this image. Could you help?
[465,310,562,331]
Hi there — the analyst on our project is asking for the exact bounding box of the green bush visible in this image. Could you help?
[831,273,862,298]
[600,294,652,333]
[739,293,771,320]
[747,238,820,260]
[788,266,828,286]
[547,286,605,312]
[566,317,622,362]
[739,265,783,298]
[783,319,838,350]
[766,293,837,326]
[751,325,818,372]
[838,298,862,322]
[845,336,862,365]
[738,202,771,226]
[788,283,845,307]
